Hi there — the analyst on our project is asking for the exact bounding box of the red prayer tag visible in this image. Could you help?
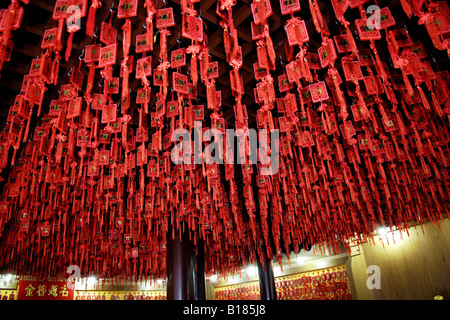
[171,48,186,69]
[251,21,265,40]
[306,52,321,70]
[76,130,90,147]
[33,127,47,141]
[59,84,77,101]
[342,60,363,81]
[41,28,58,49]
[106,77,120,94]
[363,76,378,95]
[182,14,203,42]
[99,43,117,67]
[99,130,111,144]
[257,46,269,69]
[207,61,219,79]
[382,115,398,132]
[117,0,138,18]
[155,99,165,117]
[87,161,99,176]
[348,0,368,8]
[67,97,82,119]
[285,19,308,46]
[100,22,117,45]
[187,83,197,100]
[279,0,300,15]
[253,63,268,80]
[173,72,189,94]
[99,150,110,165]
[136,87,150,104]
[388,29,412,54]
[92,93,106,110]
[309,82,329,102]
[285,61,301,82]
[357,48,374,66]
[102,104,117,123]
[70,66,84,90]
[0,7,23,31]
[351,104,367,122]
[153,69,164,86]
[166,100,178,117]
[379,7,396,29]
[135,33,152,53]
[334,34,351,53]
[301,87,312,103]
[408,42,427,59]
[276,98,285,113]
[331,0,350,14]
[428,12,450,35]
[2,40,13,63]
[111,119,122,133]
[52,0,71,19]
[355,19,381,41]
[251,0,273,24]
[192,105,204,121]
[49,100,67,116]
[278,74,293,92]
[155,8,175,29]
[217,90,222,107]
[85,44,101,63]
[340,120,356,137]
[420,60,435,80]
[318,38,337,68]
[9,116,22,137]
[136,56,152,79]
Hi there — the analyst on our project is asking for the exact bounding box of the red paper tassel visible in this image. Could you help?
[431,93,443,117]
[86,0,102,37]
[146,19,154,51]
[51,58,60,85]
[190,53,198,86]
[400,0,413,18]
[122,19,132,59]
[370,41,388,83]
[159,29,171,62]
[1,1,17,45]
[402,70,414,97]
[309,0,325,34]
[65,31,75,62]
[345,26,358,55]
[265,30,276,68]
[417,85,431,111]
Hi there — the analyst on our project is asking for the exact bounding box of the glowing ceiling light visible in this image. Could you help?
[246,266,256,277]
[87,276,96,285]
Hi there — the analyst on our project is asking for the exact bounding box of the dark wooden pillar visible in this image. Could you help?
[257,251,277,300]
[166,224,195,300]
[194,238,206,300]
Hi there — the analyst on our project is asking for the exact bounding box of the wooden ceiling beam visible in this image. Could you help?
[233,3,252,26]
[20,23,45,37]
[3,62,32,75]
[30,0,56,12]
[199,0,217,14]
[13,43,42,58]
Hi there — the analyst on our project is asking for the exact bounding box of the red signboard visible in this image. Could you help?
[17,280,74,300]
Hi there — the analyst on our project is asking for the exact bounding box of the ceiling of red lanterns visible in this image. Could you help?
[0,0,448,285]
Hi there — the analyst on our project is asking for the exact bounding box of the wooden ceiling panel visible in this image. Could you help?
[0,0,417,132]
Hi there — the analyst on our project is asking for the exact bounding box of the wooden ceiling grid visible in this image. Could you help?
[0,0,429,133]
